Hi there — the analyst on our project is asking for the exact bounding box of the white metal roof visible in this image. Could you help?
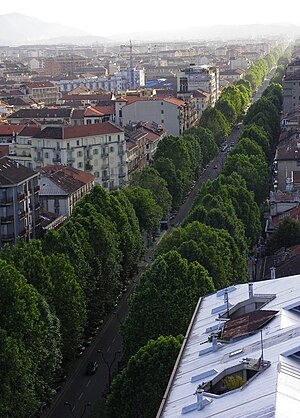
[157,275,300,418]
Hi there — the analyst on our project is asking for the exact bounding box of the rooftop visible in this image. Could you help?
[157,276,300,418]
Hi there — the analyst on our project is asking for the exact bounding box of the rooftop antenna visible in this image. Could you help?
[224,289,229,317]
[260,329,264,368]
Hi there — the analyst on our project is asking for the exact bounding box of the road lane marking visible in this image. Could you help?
[78,392,83,400]
[112,337,116,343]
[107,345,111,353]
[86,379,91,387]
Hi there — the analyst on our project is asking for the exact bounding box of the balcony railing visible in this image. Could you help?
[102,175,110,181]
[1,215,14,223]
[1,233,15,241]
[52,157,62,163]
[18,193,26,201]
[0,198,13,206]
[85,163,93,171]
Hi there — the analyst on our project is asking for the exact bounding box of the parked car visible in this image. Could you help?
[75,344,86,358]
[86,361,99,375]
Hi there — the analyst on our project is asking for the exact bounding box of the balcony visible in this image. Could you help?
[1,233,15,242]
[0,197,13,206]
[67,155,75,163]
[118,172,126,178]
[101,153,109,158]
[52,157,62,163]
[85,163,93,171]
[102,175,110,181]
[1,215,14,223]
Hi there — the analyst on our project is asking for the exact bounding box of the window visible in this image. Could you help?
[86,119,92,124]
[77,150,83,157]
[93,149,98,155]
[110,146,114,153]
[77,140,80,146]
[161,110,164,114]
[108,136,111,142]
[78,162,83,168]
[161,119,164,123]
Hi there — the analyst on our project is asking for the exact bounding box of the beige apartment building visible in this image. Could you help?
[9,122,127,191]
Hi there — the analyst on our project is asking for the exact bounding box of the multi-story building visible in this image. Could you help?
[0,157,40,247]
[20,81,60,105]
[7,108,73,126]
[115,94,197,136]
[282,70,300,114]
[39,165,95,217]
[9,122,127,191]
[275,131,300,191]
[177,64,220,107]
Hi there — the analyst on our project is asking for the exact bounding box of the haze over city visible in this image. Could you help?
[1,0,300,37]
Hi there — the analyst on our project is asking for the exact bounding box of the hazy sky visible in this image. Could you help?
[1,0,300,36]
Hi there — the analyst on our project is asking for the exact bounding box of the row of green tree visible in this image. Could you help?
[104,47,285,417]
[0,44,288,418]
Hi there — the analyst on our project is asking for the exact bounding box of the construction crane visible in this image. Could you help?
[120,40,135,90]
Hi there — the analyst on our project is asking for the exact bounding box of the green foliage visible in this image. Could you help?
[0,260,62,416]
[199,107,230,145]
[106,335,183,418]
[156,221,246,289]
[183,126,218,165]
[222,375,245,392]
[266,217,300,254]
[223,153,270,205]
[122,250,214,358]
[121,186,162,233]
[131,166,172,217]
[45,254,86,362]
[239,124,271,161]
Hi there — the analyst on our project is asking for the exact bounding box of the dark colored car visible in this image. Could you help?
[86,361,99,375]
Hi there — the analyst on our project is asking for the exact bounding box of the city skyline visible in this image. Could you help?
[1,0,300,38]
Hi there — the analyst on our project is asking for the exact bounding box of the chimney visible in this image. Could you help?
[270,267,276,280]
[195,386,204,411]
[212,335,218,352]
[248,282,254,299]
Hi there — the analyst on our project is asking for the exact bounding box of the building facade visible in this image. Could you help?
[39,165,95,217]
[9,122,127,191]
[176,64,220,107]
[0,157,40,247]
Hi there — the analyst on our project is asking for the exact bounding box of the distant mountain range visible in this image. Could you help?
[1,13,300,46]
[0,13,110,45]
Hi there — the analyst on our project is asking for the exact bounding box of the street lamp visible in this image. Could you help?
[97,349,121,387]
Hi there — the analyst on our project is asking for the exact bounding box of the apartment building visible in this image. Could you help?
[39,165,95,217]
[0,157,40,247]
[9,122,127,191]
[282,70,300,114]
[20,81,60,105]
[176,64,220,107]
[115,94,197,136]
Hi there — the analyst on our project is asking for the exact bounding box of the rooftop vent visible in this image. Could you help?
[181,385,212,414]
